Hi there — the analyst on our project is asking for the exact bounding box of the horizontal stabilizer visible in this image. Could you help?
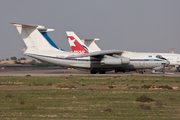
[82,38,100,41]
[81,38,101,51]
[11,22,54,32]
[38,28,54,32]
[11,22,44,28]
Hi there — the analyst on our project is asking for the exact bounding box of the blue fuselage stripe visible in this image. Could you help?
[27,53,164,62]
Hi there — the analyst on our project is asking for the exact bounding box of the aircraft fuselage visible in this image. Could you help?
[24,49,169,71]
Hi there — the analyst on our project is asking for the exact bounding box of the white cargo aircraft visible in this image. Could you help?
[66,31,170,74]
[11,23,169,74]
[66,31,180,72]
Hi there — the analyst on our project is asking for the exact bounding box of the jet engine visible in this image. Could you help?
[100,58,130,65]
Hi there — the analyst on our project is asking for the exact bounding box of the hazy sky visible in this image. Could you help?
[0,0,180,60]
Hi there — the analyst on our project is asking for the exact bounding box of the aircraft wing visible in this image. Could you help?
[66,50,124,58]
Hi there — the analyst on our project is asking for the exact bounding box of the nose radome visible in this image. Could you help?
[165,60,170,67]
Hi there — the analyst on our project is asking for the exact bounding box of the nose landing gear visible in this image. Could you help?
[136,69,144,74]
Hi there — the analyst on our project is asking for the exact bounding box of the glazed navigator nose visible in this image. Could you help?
[165,60,170,67]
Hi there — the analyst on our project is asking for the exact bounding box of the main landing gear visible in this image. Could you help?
[115,69,125,73]
[90,70,106,74]
[175,66,180,72]
[99,70,106,74]
[90,70,98,74]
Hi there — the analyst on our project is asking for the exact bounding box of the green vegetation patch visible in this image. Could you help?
[136,95,154,102]
[0,75,180,87]
[0,76,180,119]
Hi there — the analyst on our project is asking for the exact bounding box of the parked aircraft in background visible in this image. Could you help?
[66,31,169,73]
[153,53,180,71]
[67,31,180,72]
[11,23,169,74]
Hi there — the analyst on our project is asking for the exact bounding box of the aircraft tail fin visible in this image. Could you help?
[66,31,93,53]
[11,22,61,51]
[81,38,101,52]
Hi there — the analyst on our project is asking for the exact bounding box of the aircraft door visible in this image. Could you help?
[177,57,180,63]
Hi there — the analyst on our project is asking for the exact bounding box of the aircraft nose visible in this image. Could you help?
[165,60,170,67]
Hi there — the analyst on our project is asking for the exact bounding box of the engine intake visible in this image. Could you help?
[101,58,130,65]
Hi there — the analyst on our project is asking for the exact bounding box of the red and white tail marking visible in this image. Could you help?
[67,36,89,53]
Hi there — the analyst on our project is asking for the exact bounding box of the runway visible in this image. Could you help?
[0,67,180,76]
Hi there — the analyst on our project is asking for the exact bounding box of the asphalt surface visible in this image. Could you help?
[0,67,180,76]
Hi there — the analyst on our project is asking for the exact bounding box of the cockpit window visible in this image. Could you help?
[156,55,162,59]
[156,55,166,60]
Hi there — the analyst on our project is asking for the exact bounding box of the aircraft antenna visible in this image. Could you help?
[170,48,175,54]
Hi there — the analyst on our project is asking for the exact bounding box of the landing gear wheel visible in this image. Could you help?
[176,67,180,72]
[115,70,118,73]
[99,70,106,74]
[90,70,98,74]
